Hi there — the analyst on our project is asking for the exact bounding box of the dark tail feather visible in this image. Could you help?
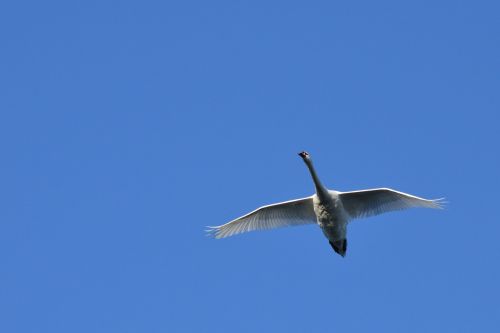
[329,239,347,257]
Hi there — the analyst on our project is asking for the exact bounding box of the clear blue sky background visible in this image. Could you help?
[1,1,499,332]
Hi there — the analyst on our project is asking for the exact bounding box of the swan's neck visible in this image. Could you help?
[304,159,328,199]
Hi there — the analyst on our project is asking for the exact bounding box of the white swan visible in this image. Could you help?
[208,151,444,257]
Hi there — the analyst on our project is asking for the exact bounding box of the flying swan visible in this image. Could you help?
[207,152,444,257]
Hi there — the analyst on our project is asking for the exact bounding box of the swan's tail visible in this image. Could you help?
[329,239,347,257]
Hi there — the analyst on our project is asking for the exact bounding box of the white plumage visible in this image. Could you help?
[208,152,444,257]
[207,197,316,239]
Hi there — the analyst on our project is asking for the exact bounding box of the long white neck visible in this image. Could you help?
[304,159,329,199]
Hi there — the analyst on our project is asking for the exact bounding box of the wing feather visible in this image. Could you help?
[339,188,444,220]
[207,196,316,239]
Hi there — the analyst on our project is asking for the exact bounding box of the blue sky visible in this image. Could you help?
[1,0,499,332]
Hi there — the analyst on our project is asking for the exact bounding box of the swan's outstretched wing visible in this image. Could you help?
[339,188,444,220]
[207,197,316,239]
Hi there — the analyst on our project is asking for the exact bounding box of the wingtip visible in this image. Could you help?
[432,198,447,209]
[205,226,219,238]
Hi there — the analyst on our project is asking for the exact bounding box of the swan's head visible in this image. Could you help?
[298,151,311,161]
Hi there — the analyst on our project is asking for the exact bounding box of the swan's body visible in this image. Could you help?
[208,152,443,257]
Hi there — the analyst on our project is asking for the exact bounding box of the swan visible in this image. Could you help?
[207,151,444,257]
